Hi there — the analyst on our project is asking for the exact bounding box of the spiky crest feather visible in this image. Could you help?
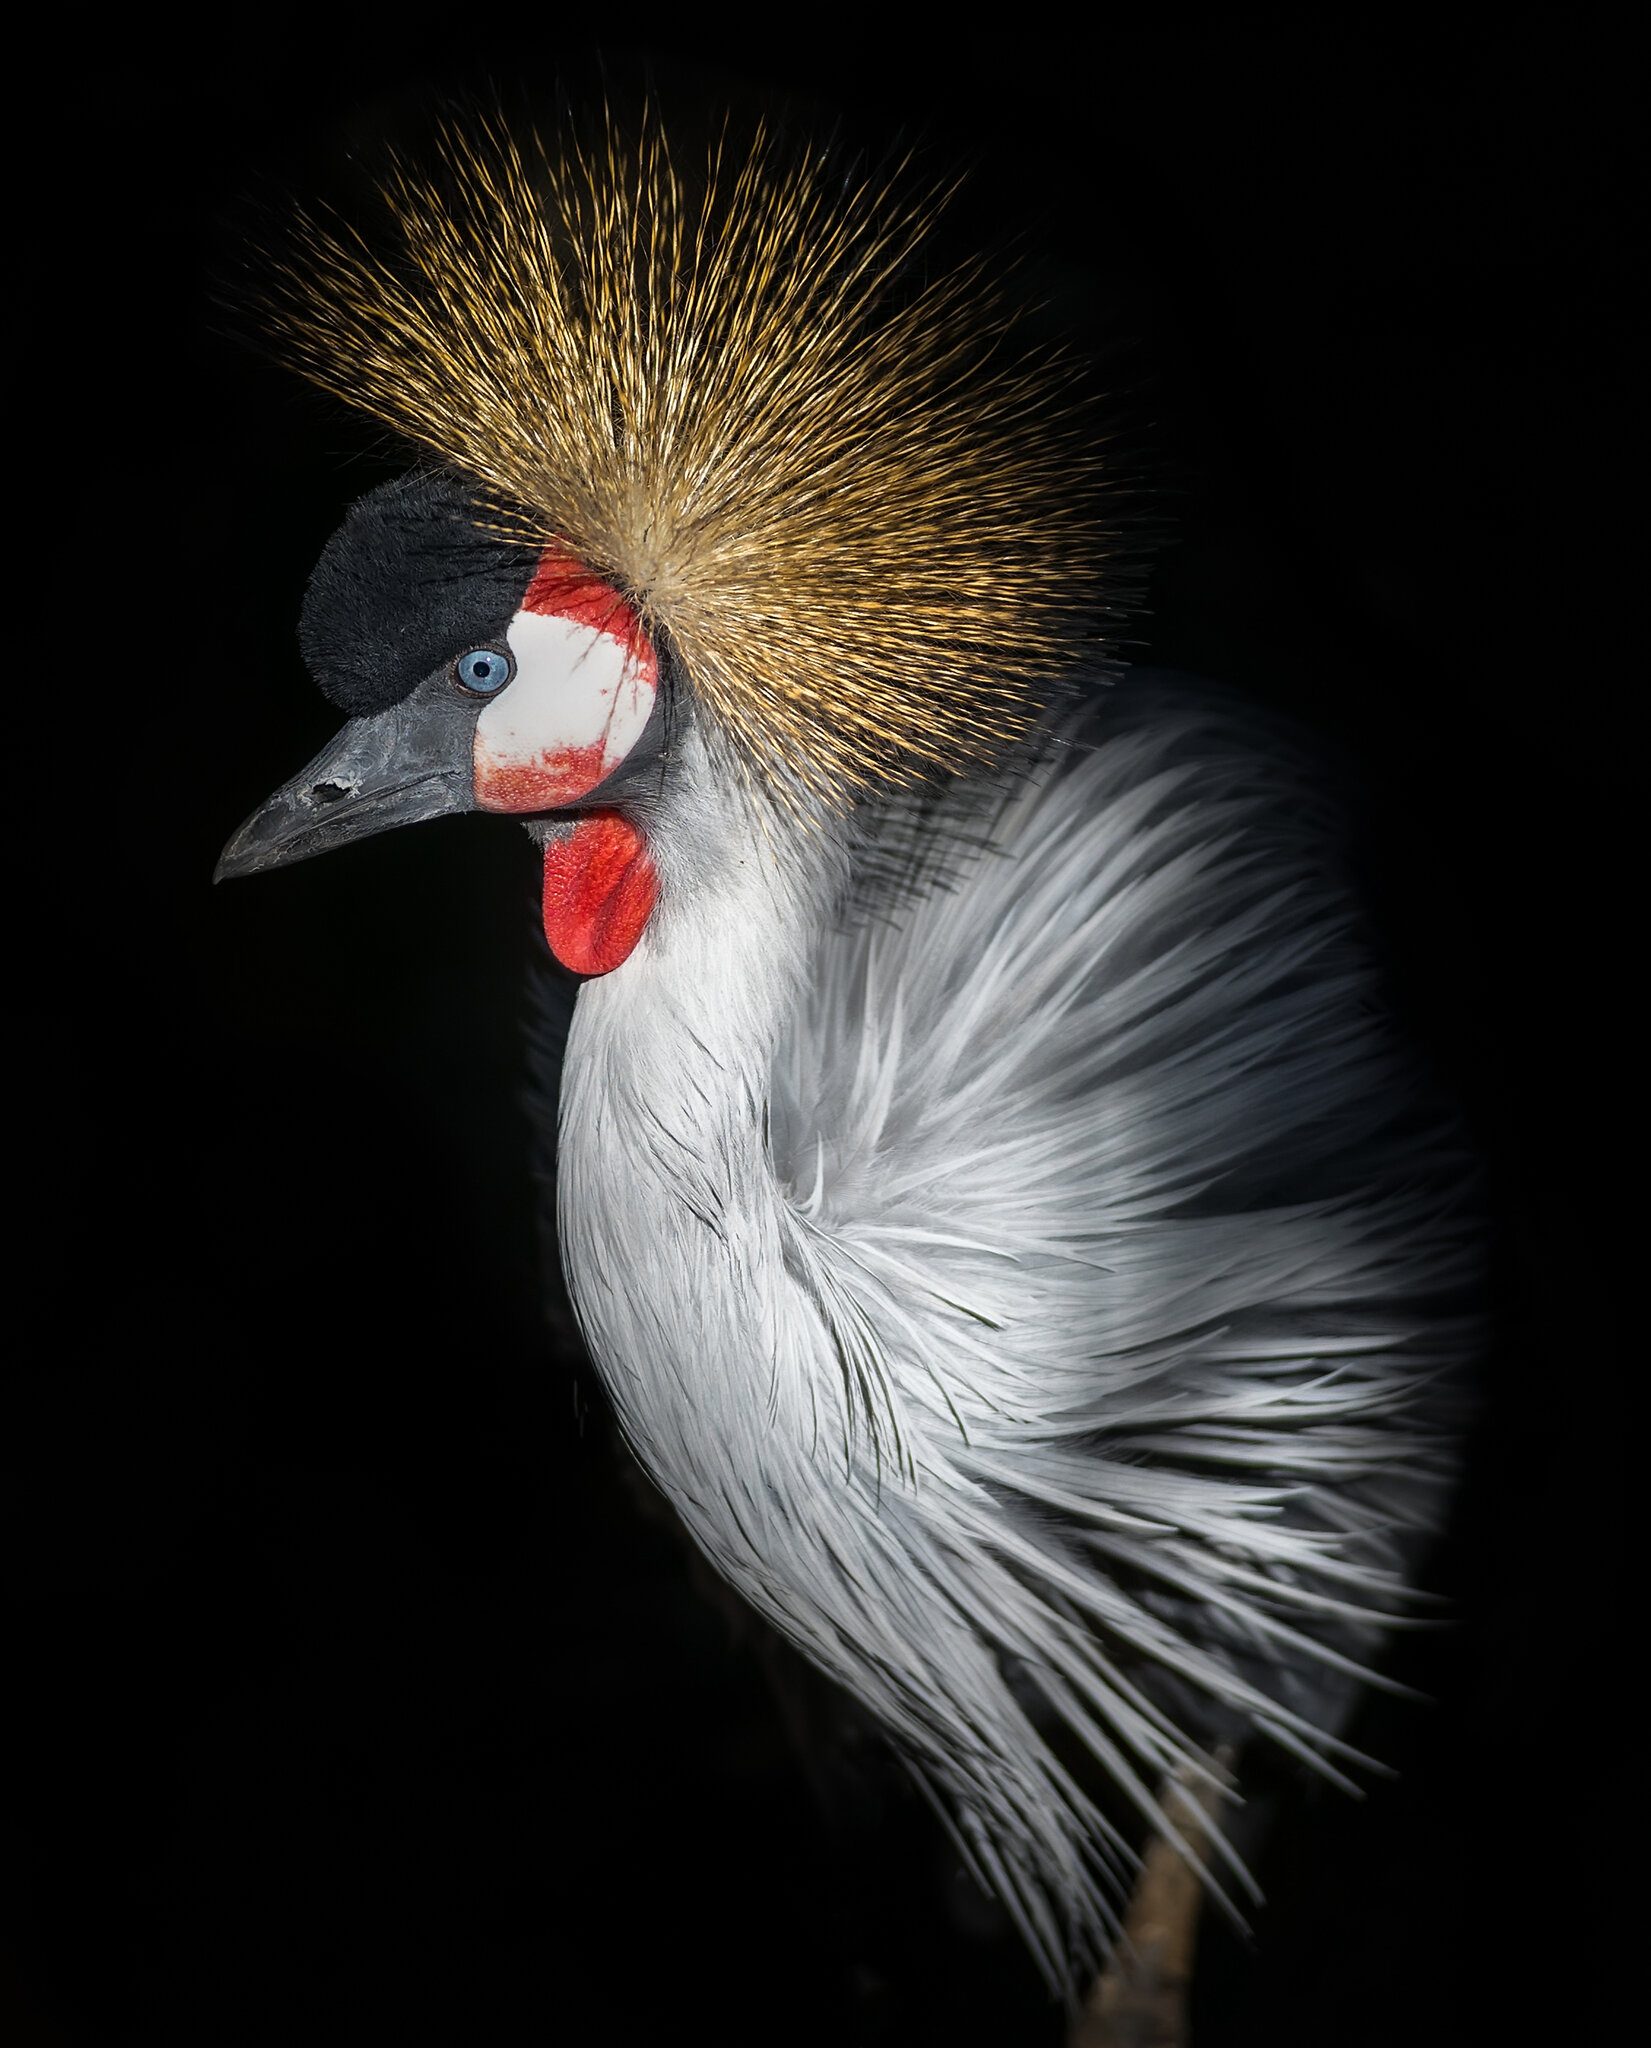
[266,109,1114,806]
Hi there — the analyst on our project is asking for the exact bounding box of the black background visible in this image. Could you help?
[15,15,1632,2046]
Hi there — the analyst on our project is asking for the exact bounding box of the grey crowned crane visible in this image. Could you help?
[218,113,1476,2004]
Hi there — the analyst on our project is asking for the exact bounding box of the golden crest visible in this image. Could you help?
[266,109,1116,805]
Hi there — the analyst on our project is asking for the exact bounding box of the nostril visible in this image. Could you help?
[309,780,353,805]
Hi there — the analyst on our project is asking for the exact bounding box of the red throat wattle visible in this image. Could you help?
[540,813,659,976]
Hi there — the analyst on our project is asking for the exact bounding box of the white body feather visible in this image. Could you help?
[554,675,1473,1986]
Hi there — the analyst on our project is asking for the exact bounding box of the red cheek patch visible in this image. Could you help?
[540,812,659,976]
[522,554,654,652]
[474,550,660,815]
[475,740,614,812]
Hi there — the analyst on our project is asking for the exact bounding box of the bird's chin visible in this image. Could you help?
[537,811,659,977]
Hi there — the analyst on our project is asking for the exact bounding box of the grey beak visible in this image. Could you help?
[215,684,479,882]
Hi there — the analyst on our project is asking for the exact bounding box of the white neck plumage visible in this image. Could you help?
[554,725,858,1556]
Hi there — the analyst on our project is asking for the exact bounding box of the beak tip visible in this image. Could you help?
[213,822,263,885]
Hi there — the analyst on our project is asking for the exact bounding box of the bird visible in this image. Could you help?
[217,108,1476,2000]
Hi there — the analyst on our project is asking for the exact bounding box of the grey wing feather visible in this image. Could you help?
[759,672,1476,1978]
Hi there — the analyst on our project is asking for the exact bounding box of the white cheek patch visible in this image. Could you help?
[472,572,658,813]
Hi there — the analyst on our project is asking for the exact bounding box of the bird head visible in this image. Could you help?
[217,469,670,975]
[216,112,1114,970]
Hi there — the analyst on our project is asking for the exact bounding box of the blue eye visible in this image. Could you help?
[454,647,514,694]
